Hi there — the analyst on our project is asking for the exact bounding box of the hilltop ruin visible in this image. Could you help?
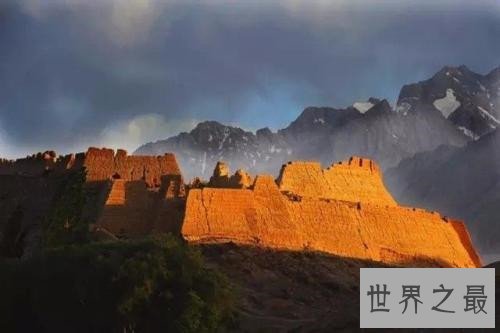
[182,157,481,268]
[0,149,481,267]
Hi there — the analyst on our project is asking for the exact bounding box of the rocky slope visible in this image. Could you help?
[201,243,387,332]
[203,243,499,332]
[386,129,500,255]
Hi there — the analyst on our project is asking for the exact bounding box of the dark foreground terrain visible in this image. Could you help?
[0,237,498,332]
[202,243,499,333]
[201,243,375,332]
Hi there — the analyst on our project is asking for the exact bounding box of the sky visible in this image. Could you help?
[0,0,499,158]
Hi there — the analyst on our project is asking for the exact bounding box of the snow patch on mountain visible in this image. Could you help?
[218,127,230,150]
[395,102,411,115]
[477,106,500,127]
[269,145,282,154]
[433,89,460,118]
[458,126,479,140]
[201,151,207,174]
[353,102,374,113]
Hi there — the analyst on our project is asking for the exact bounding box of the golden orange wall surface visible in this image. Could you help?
[182,157,481,268]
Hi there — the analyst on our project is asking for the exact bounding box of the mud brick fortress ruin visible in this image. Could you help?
[0,148,481,267]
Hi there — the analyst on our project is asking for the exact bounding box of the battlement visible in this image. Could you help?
[276,157,396,205]
[181,157,481,268]
[331,156,381,174]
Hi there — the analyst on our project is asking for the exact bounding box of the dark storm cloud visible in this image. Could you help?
[0,0,499,157]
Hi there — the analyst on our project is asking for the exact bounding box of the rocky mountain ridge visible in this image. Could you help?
[397,65,500,138]
[136,65,499,180]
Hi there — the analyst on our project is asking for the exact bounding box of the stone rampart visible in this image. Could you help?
[182,158,481,267]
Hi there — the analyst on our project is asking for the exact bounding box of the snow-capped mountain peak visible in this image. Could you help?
[135,65,499,181]
[353,101,374,113]
[397,65,500,137]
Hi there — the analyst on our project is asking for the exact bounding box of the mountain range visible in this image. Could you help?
[135,65,499,179]
[135,65,500,255]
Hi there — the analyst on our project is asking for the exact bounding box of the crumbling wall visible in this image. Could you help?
[84,148,181,186]
[95,175,186,238]
[1,147,184,244]
[277,156,396,206]
[182,160,480,268]
[0,148,181,188]
[151,175,186,235]
[208,161,253,189]
[0,151,59,176]
[96,180,155,236]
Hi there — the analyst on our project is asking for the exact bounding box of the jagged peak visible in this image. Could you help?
[365,99,392,116]
[286,105,360,130]
[458,64,472,72]
[256,127,274,137]
[188,120,255,146]
[435,64,478,80]
[191,120,229,131]
[191,120,256,135]
[299,106,340,117]
[486,65,500,80]
[368,97,382,105]
[353,99,376,113]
